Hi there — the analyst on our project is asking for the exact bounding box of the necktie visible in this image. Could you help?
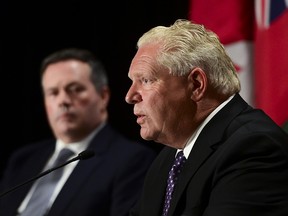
[162,150,186,216]
[20,148,74,216]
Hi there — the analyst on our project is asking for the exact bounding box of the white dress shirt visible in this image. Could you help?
[17,122,105,214]
[177,95,234,159]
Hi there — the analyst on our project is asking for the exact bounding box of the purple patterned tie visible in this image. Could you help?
[162,150,186,216]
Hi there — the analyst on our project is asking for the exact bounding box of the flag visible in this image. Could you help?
[188,0,255,106]
[188,0,288,129]
[254,0,288,127]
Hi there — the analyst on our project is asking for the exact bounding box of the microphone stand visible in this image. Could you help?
[0,150,94,198]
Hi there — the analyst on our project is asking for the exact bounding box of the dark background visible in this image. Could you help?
[1,0,190,177]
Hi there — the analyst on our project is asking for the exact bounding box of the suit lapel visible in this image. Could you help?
[48,124,115,215]
[6,141,55,214]
[168,94,250,215]
[137,147,176,216]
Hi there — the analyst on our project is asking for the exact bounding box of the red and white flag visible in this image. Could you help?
[188,0,254,106]
[254,0,288,126]
[188,0,288,128]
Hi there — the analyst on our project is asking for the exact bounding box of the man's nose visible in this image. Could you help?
[125,85,142,104]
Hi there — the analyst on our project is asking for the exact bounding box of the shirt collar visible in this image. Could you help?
[178,94,235,159]
[55,122,106,155]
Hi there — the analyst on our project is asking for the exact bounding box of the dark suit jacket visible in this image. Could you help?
[130,93,288,216]
[0,124,157,216]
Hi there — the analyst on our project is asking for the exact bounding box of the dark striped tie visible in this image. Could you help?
[20,148,74,216]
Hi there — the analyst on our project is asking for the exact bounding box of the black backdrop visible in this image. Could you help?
[0,0,189,177]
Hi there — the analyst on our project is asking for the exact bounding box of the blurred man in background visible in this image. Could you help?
[0,48,157,216]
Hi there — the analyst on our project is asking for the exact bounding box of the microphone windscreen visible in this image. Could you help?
[78,150,95,160]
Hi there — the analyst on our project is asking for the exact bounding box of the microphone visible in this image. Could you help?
[0,149,95,198]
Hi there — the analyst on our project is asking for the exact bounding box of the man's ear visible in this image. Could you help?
[187,67,207,102]
[100,86,110,107]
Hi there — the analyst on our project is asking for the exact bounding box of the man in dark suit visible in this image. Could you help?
[0,48,157,216]
[125,19,288,216]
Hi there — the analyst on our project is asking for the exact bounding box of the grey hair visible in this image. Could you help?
[137,19,241,95]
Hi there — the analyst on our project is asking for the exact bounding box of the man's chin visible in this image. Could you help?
[140,128,154,141]
[57,124,77,134]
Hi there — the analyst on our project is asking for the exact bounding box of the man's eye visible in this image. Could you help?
[46,91,58,96]
[70,86,84,93]
[142,78,150,84]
